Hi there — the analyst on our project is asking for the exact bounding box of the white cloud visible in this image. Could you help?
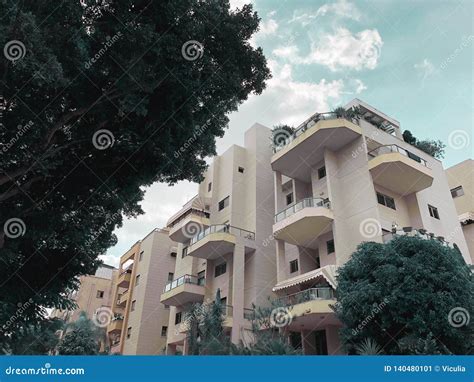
[414,58,435,80]
[273,28,383,72]
[99,253,120,268]
[353,79,367,93]
[229,0,252,10]
[290,0,361,25]
[259,18,279,36]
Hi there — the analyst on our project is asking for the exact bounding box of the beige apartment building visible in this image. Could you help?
[270,98,471,355]
[446,159,474,262]
[161,123,276,354]
[107,228,176,354]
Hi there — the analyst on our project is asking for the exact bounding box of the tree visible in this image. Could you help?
[0,0,270,336]
[57,312,103,355]
[334,236,474,354]
[2,318,63,355]
[402,130,445,159]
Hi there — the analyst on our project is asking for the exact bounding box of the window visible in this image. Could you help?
[376,192,396,210]
[175,312,182,325]
[96,290,104,299]
[215,262,227,277]
[428,205,440,220]
[139,250,144,261]
[238,166,245,173]
[170,252,177,258]
[161,326,168,337]
[127,327,132,339]
[286,193,294,206]
[318,166,326,179]
[135,274,140,286]
[290,259,299,273]
[131,300,136,311]
[326,239,335,254]
[208,182,212,192]
[451,186,464,198]
[218,196,230,211]
[197,270,206,286]
[182,246,188,258]
[163,304,170,309]
[220,297,227,306]
[168,272,174,282]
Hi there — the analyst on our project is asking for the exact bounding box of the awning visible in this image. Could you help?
[166,195,210,226]
[459,211,473,225]
[273,265,337,292]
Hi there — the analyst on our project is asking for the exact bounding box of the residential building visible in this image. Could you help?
[446,159,474,262]
[107,228,176,355]
[50,264,117,351]
[270,98,471,354]
[161,123,276,354]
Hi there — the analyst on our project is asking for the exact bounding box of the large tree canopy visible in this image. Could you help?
[0,0,270,340]
[334,236,473,355]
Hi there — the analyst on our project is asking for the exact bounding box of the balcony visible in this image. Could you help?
[160,274,206,306]
[273,287,339,329]
[168,210,210,243]
[273,198,333,247]
[272,113,362,181]
[117,268,132,288]
[107,318,123,334]
[368,145,433,194]
[117,289,130,307]
[187,224,255,260]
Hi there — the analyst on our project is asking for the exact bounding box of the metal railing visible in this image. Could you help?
[275,287,335,307]
[168,208,210,229]
[273,112,358,152]
[275,198,331,223]
[382,227,453,248]
[189,224,255,246]
[163,274,205,293]
[368,144,428,167]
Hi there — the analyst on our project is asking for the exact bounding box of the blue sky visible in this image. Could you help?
[102,0,473,266]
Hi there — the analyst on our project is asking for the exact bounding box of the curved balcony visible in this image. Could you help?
[272,114,362,181]
[273,198,333,247]
[160,274,206,306]
[187,224,255,260]
[368,145,433,194]
[168,210,210,243]
[273,287,339,330]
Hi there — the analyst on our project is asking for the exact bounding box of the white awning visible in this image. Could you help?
[273,265,337,292]
[166,195,210,226]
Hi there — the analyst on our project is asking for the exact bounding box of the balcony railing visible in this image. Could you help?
[275,198,331,223]
[168,208,210,228]
[163,274,205,293]
[189,224,255,246]
[273,112,358,153]
[368,144,428,167]
[275,287,335,307]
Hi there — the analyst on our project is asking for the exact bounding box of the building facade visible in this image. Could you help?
[270,98,471,354]
[446,159,474,263]
[107,228,176,355]
[161,123,276,354]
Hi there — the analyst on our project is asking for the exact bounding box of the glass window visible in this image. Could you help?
[318,166,326,179]
[450,186,464,198]
[290,259,299,273]
[197,270,206,286]
[175,312,182,325]
[168,272,174,282]
[286,193,294,206]
[376,192,396,210]
[326,239,335,254]
[96,290,104,298]
[161,326,168,337]
[428,205,440,220]
[182,246,188,258]
[215,263,227,277]
[238,166,245,173]
[218,196,230,211]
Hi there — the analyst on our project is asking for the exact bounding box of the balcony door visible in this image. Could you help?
[314,330,328,355]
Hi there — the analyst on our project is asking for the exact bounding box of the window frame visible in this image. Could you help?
[450,186,464,198]
[168,272,174,282]
[376,192,396,210]
[289,259,299,273]
[218,196,230,211]
[428,204,440,220]
[286,192,294,206]
[175,312,182,325]
[318,166,326,179]
[238,166,245,173]
[96,290,104,299]
[326,239,335,254]
[214,262,227,277]
[161,326,168,337]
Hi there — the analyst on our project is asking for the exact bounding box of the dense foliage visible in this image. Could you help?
[334,236,473,354]
[403,130,445,159]
[57,312,104,355]
[0,0,270,340]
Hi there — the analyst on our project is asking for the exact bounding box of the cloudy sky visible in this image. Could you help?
[101,0,473,266]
